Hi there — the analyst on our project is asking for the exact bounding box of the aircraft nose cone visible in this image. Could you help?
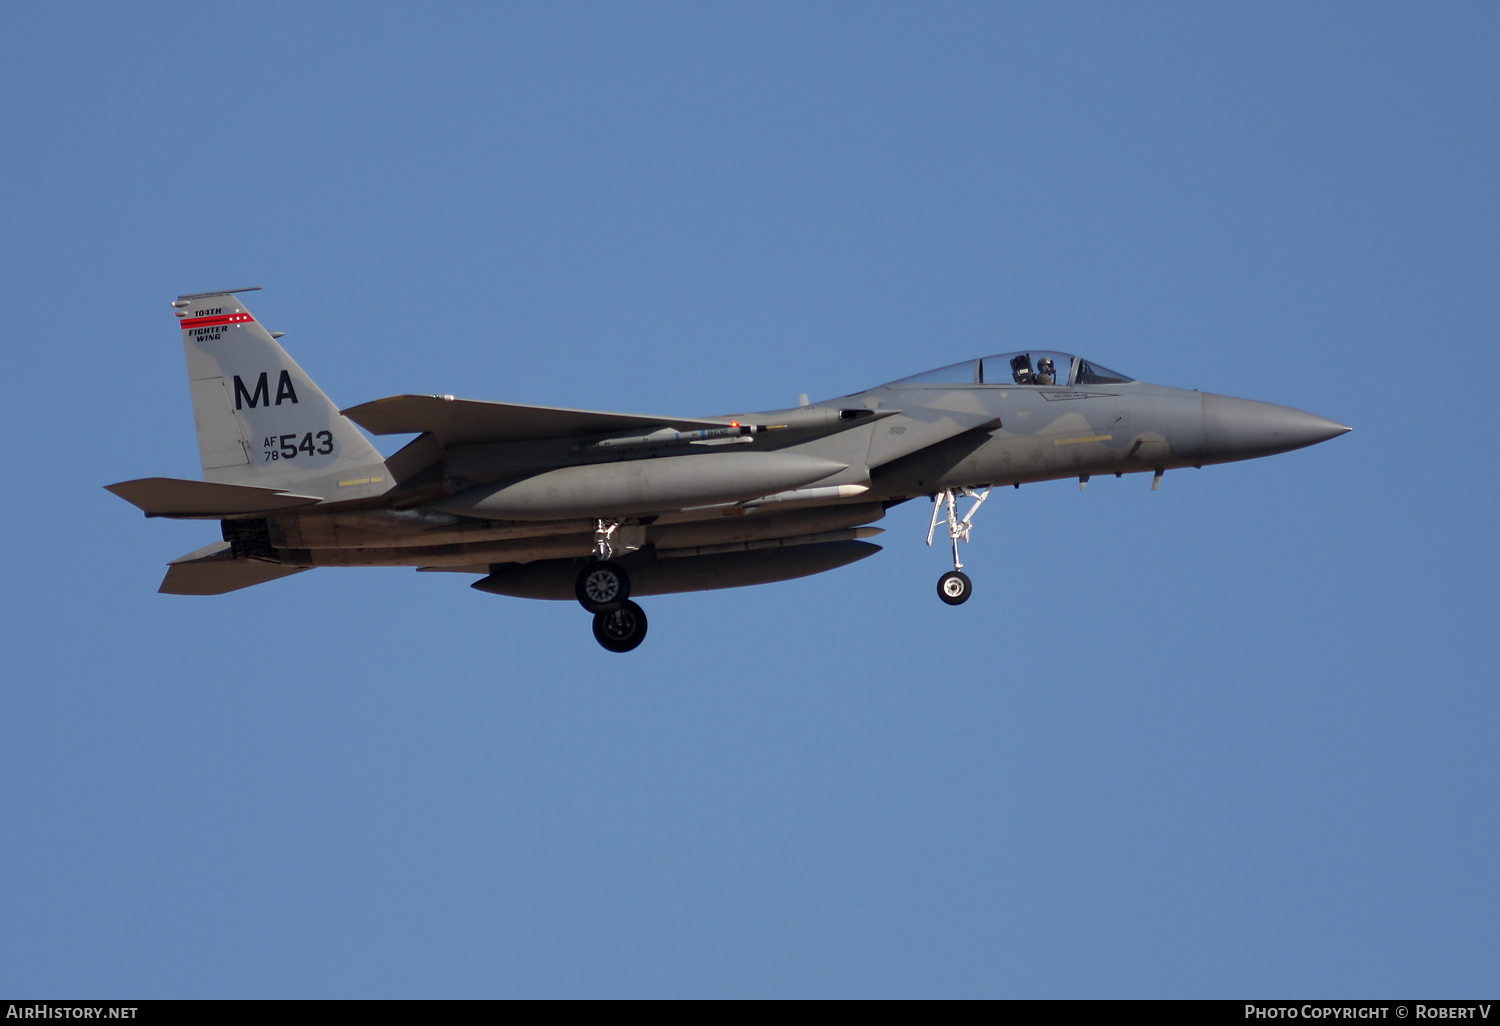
[1201,393,1351,463]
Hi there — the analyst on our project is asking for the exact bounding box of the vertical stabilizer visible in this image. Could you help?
[174,289,387,500]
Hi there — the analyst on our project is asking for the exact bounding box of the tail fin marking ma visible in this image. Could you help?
[176,290,387,499]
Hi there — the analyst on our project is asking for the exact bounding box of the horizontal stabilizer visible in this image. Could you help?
[105,477,321,518]
[159,541,309,595]
[341,395,731,446]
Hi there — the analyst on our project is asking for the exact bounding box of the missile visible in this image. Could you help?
[676,482,868,514]
[742,483,869,507]
[576,423,765,451]
[573,407,901,453]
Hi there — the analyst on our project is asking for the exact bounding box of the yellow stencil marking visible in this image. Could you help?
[1053,434,1113,446]
[338,476,385,487]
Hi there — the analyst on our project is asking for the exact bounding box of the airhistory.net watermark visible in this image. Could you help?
[5,1007,137,1020]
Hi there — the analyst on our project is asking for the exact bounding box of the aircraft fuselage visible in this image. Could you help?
[248,377,1346,570]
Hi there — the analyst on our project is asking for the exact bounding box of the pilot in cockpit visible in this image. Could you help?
[1036,357,1057,385]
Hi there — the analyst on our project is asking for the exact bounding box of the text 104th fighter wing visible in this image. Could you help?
[107,289,1350,653]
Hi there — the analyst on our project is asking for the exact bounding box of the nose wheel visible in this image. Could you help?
[927,486,990,605]
[938,570,972,605]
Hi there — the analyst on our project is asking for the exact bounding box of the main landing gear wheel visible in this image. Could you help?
[593,600,648,653]
[937,570,972,605]
[576,560,630,613]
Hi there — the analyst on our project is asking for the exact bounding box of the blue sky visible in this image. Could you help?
[1,1,1496,997]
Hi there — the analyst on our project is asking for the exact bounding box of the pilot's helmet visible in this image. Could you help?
[1037,357,1055,376]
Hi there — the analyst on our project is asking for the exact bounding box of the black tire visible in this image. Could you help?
[593,600,648,653]
[937,570,972,605]
[576,560,630,612]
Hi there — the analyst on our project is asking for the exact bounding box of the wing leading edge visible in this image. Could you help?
[341,395,733,446]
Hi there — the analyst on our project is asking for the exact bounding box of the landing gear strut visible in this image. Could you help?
[926,486,990,605]
[592,518,622,561]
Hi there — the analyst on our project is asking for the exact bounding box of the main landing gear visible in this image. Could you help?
[575,560,630,612]
[576,518,649,652]
[592,600,648,653]
[926,486,990,606]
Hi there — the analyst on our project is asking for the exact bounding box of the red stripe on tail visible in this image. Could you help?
[179,313,256,330]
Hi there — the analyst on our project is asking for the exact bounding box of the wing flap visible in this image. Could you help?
[105,477,322,518]
[340,395,730,445]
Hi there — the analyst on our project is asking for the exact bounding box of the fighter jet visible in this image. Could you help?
[107,288,1350,652]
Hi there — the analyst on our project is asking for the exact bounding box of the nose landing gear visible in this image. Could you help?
[926,486,990,605]
[938,570,972,605]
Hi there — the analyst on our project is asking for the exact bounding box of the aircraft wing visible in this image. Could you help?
[341,395,731,446]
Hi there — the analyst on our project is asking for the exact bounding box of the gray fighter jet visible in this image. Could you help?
[108,288,1350,652]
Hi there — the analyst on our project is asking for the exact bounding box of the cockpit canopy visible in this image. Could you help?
[890,351,1134,387]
